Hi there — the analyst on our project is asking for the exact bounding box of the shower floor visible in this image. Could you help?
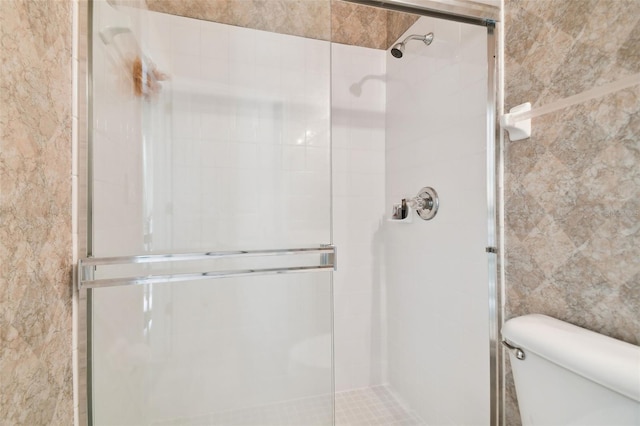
[335,386,425,426]
[154,385,424,425]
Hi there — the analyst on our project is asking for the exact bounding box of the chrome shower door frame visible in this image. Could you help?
[76,1,503,425]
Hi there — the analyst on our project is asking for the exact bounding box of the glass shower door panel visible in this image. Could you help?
[89,0,333,425]
[91,272,333,425]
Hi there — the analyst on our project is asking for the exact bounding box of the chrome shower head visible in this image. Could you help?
[390,32,434,59]
[391,43,405,58]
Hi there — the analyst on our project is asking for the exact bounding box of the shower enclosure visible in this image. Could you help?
[79,0,500,425]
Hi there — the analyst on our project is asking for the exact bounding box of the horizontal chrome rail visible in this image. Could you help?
[343,0,499,25]
[78,245,336,290]
[80,246,334,266]
[81,265,334,289]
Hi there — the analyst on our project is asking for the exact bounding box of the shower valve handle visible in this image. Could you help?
[405,196,430,210]
[406,187,439,221]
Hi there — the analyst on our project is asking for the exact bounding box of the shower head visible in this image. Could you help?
[390,43,405,58]
[390,33,434,58]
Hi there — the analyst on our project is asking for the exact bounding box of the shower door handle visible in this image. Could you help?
[78,245,336,290]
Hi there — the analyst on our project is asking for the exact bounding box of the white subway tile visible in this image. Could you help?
[172,138,202,167]
[172,106,201,139]
[233,143,259,169]
[255,30,282,68]
[281,68,306,98]
[332,171,348,197]
[331,123,349,149]
[305,146,329,172]
[332,147,348,173]
[229,61,257,90]
[258,105,283,145]
[200,141,229,168]
[349,149,385,174]
[172,21,201,56]
[279,35,305,71]
[305,38,330,74]
[282,145,306,171]
[201,56,230,83]
[228,26,256,64]
[200,21,229,60]
[281,118,307,147]
[258,145,282,169]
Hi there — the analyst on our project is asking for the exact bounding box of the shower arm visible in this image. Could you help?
[401,33,434,46]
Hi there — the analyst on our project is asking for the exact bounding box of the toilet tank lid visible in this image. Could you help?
[502,314,640,403]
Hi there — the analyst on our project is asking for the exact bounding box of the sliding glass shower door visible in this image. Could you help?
[86,1,333,424]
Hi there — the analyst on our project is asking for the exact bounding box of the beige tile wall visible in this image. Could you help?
[0,0,74,424]
[331,0,387,47]
[146,0,331,41]
[330,1,419,49]
[145,0,418,49]
[504,0,640,424]
[386,8,421,49]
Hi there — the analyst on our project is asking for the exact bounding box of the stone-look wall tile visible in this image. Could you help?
[548,40,614,99]
[51,369,75,425]
[520,151,577,222]
[505,1,640,424]
[504,123,546,180]
[617,19,640,72]
[581,141,639,211]
[145,0,416,50]
[521,0,596,39]
[386,9,420,48]
[504,5,544,65]
[520,20,573,87]
[520,215,577,277]
[518,0,640,104]
[146,0,331,40]
[504,180,545,241]
[331,0,387,49]
[504,241,547,313]
[504,61,546,111]
[581,0,640,56]
[0,0,73,424]
[145,0,331,42]
[148,0,219,28]
[588,88,640,138]
[622,104,640,141]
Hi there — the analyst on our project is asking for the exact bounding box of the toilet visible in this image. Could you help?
[502,314,640,426]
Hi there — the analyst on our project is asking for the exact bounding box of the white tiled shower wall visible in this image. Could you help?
[331,43,387,391]
[143,11,331,252]
[385,17,490,425]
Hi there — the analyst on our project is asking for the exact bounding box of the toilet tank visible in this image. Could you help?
[502,314,640,426]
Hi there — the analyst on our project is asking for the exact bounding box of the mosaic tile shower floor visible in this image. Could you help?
[334,386,425,426]
[154,385,425,425]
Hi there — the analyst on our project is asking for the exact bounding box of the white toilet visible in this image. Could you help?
[502,314,640,426]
